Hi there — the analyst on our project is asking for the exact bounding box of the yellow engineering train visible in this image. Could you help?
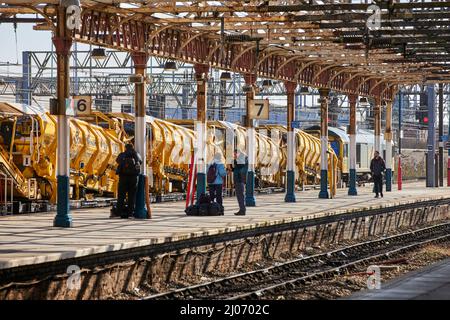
[0,102,338,207]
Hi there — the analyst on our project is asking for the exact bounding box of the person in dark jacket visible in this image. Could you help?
[370,151,386,198]
[232,150,248,215]
[115,143,142,218]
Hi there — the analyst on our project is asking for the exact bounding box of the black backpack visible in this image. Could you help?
[121,154,140,175]
[207,163,217,184]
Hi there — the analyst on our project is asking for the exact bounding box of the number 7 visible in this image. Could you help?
[257,104,264,116]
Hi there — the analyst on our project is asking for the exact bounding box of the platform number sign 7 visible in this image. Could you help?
[257,104,265,117]
[250,99,269,120]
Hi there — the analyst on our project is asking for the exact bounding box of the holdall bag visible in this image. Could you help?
[198,193,211,204]
[198,203,210,216]
[185,204,199,216]
[208,202,224,216]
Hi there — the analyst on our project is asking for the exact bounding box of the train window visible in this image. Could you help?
[343,144,348,158]
[356,144,361,166]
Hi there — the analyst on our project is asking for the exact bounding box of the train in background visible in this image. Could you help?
[0,102,338,208]
[304,125,394,185]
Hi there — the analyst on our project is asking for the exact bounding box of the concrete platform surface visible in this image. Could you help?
[348,258,450,300]
[0,182,449,270]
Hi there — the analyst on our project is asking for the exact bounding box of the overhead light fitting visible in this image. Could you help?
[242,84,253,93]
[299,86,309,94]
[60,0,80,7]
[262,79,273,88]
[91,48,106,60]
[220,72,232,81]
[163,61,177,71]
[128,74,144,84]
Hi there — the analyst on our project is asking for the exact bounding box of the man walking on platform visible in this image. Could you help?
[232,150,248,216]
[370,151,386,198]
[115,143,142,218]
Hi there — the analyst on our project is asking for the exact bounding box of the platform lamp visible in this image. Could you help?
[91,47,106,60]
[262,79,273,89]
[220,71,232,81]
[298,86,309,120]
[163,60,178,72]
[359,97,368,104]
[299,86,309,94]
[60,0,80,6]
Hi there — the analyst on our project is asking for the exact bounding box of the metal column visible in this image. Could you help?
[426,85,436,188]
[374,98,382,153]
[244,73,256,207]
[385,101,393,191]
[194,64,209,201]
[438,84,444,187]
[318,88,330,199]
[20,51,31,105]
[52,5,73,227]
[398,90,403,190]
[131,53,149,218]
[285,81,297,203]
[348,94,357,196]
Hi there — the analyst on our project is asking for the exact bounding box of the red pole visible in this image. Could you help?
[397,157,402,190]
[186,153,195,208]
[447,158,450,187]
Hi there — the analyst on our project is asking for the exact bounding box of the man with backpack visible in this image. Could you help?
[115,143,142,218]
[232,150,248,216]
[207,152,227,206]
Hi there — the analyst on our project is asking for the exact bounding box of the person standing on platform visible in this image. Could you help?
[232,150,248,216]
[207,152,227,206]
[115,143,142,218]
[370,151,386,198]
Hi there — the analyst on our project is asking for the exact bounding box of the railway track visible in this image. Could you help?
[143,221,450,300]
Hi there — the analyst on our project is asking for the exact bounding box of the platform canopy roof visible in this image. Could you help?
[2,1,450,100]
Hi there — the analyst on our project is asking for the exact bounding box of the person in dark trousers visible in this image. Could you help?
[207,152,227,206]
[232,150,248,215]
[370,151,386,198]
[115,143,142,218]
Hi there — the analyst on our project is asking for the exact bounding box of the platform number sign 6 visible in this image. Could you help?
[66,5,81,31]
[73,96,92,116]
[77,99,87,113]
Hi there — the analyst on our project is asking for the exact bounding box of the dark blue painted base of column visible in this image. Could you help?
[348,168,358,196]
[284,170,296,202]
[318,170,329,199]
[245,171,256,206]
[54,175,72,227]
[386,168,392,192]
[196,172,206,204]
[134,174,148,219]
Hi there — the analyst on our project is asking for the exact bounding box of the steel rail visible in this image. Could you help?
[143,221,450,300]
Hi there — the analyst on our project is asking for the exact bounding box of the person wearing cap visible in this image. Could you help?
[232,150,248,215]
[115,143,142,218]
[207,152,227,206]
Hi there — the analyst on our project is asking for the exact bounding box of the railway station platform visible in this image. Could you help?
[348,258,450,300]
[1,182,450,299]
